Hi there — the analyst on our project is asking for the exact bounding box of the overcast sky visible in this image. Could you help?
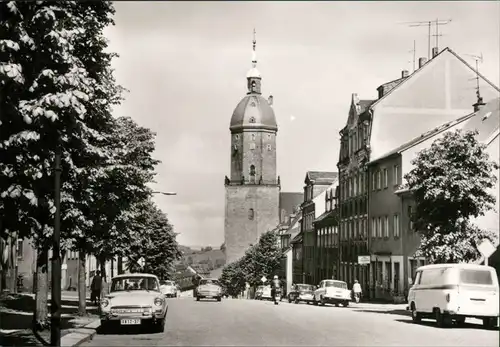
[104,1,500,248]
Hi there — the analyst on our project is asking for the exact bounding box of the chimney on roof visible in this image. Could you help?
[473,95,486,112]
[418,57,428,69]
[432,47,439,58]
[401,70,409,78]
[268,95,273,106]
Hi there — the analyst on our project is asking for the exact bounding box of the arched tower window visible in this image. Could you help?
[248,208,255,220]
[249,165,256,183]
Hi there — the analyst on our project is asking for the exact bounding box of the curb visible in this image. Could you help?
[61,319,100,347]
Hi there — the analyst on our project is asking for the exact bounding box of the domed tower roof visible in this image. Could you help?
[230,94,277,132]
[230,29,277,133]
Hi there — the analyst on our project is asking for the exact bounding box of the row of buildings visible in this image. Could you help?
[273,47,499,302]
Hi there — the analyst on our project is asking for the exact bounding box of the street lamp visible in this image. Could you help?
[152,191,177,196]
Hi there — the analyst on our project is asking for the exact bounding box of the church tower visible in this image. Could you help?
[224,30,280,264]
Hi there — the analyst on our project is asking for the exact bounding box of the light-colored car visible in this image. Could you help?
[313,279,350,307]
[100,273,168,332]
[259,285,273,300]
[195,278,223,302]
[407,263,499,328]
[160,280,178,298]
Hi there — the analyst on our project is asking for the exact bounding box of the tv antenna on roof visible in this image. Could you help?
[408,40,416,72]
[464,53,484,102]
[399,19,452,59]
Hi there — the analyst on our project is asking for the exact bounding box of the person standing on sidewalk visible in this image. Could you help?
[352,279,362,303]
[90,270,103,305]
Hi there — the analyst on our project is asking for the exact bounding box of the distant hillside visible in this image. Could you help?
[179,245,226,270]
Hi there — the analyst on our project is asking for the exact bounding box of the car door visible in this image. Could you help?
[408,271,421,308]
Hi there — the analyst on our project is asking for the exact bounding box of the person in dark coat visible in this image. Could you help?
[91,270,103,305]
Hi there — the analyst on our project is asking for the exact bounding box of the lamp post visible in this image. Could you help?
[51,139,62,346]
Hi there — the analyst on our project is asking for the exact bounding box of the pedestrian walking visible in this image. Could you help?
[90,270,103,305]
[352,279,362,303]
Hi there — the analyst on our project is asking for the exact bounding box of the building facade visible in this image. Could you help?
[338,47,500,299]
[313,185,339,283]
[224,35,280,264]
[291,172,337,284]
[367,97,499,301]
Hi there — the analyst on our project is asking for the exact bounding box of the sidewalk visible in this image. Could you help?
[0,292,100,346]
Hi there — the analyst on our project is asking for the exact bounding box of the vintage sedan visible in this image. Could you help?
[288,283,316,304]
[100,273,168,332]
[195,278,223,302]
[313,279,351,307]
[258,285,273,301]
[160,280,178,298]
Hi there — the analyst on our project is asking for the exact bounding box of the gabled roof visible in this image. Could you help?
[305,171,338,185]
[369,47,500,111]
[461,98,500,145]
[314,209,336,224]
[358,99,376,114]
[279,192,303,218]
[368,97,500,166]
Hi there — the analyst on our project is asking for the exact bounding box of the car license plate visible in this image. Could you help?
[120,319,140,325]
[206,295,212,298]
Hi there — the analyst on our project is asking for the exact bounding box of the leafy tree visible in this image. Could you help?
[243,230,283,286]
[125,200,181,280]
[405,129,499,263]
[219,259,246,297]
[0,1,103,327]
[219,230,283,295]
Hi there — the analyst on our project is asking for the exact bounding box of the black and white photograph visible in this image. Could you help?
[0,1,499,346]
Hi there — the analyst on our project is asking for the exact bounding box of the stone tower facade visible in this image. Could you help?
[224,32,280,264]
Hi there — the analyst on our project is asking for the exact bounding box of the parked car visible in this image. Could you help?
[160,280,178,298]
[288,283,316,304]
[255,286,264,300]
[258,285,273,301]
[100,273,168,332]
[195,278,223,302]
[407,263,499,328]
[313,279,351,307]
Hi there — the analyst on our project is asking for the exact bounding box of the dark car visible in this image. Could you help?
[288,283,316,304]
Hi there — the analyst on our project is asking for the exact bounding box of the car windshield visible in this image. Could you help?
[199,279,220,286]
[297,284,314,291]
[111,276,159,292]
[325,281,347,289]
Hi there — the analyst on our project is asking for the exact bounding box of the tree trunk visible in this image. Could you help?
[8,235,18,293]
[99,256,106,281]
[99,256,107,296]
[34,247,49,328]
[0,270,6,292]
[117,256,123,275]
[77,251,86,316]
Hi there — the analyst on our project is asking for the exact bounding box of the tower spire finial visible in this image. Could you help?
[252,28,257,68]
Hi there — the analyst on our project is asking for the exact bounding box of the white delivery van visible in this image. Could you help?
[407,263,499,328]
